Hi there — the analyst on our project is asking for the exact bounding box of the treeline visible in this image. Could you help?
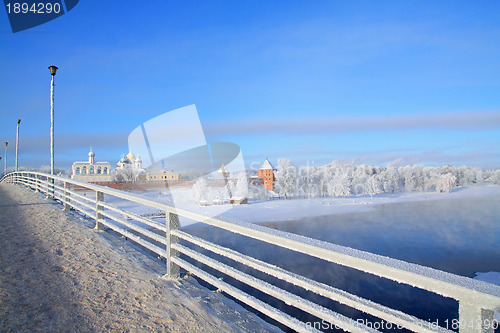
[265,159,500,199]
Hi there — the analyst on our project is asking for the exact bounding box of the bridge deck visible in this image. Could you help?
[0,183,279,333]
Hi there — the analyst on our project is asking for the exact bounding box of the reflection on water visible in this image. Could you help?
[184,195,500,332]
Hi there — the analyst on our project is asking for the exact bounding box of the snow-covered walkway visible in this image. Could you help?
[0,184,279,332]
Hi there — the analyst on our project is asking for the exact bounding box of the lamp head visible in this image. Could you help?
[5,142,7,146]
[17,119,21,124]
[48,65,58,76]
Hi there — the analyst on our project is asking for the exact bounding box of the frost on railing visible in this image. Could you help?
[2,171,500,333]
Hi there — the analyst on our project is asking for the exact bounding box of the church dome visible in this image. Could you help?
[126,151,135,160]
[117,157,130,167]
[136,154,142,162]
[88,150,95,157]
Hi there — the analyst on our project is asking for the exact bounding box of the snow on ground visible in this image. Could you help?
[473,272,500,322]
[105,185,500,227]
[222,185,500,223]
[0,184,281,332]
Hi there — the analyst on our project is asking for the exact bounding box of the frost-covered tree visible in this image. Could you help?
[400,165,423,192]
[352,164,370,195]
[318,165,332,197]
[213,184,230,203]
[365,175,382,198]
[327,173,351,198]
[270,158,496,199]
[489,170,500,184]
[114,167,144,182]
[457,166,476,186]
[298,166,321,198]
[474,168,484,185]
[248,183,270,201]
[421,166,437,192]
[274,159,297,199]
[114,167,135,182]
[38,165,71,177]
[233,172,249,198]
[380,167,401,193]
[436,173,457,193]
[192,177,209,204]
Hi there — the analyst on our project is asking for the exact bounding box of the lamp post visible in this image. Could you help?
[15,119,20,172]
[4,142,7,175]
[48,65,58,176]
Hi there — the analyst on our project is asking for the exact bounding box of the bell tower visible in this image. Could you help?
[88,146,95,164]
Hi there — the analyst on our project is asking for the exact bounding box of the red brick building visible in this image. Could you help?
[257,158,276,191]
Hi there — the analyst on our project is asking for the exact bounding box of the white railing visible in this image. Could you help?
[2,171,500,333]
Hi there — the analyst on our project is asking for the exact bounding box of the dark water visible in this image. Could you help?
[183,195,500,332]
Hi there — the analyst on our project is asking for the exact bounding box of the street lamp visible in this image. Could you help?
[4,142,7,175]
[48,65,58,175]
[15,119,20,172]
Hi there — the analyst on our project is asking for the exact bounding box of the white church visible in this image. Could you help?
[71,147,113,182]
[70,148,149,183]
[115,151,146,181]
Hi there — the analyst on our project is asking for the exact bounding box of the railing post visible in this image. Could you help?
[50,177,55,199]
[35,174,39,192]
[46,175,53,200]
[458,301,495,333]
[63,182,70,211]
[45,175,49,195]
[165,211,180,279]
[95,191,104,230]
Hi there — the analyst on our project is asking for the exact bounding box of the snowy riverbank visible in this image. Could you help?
[137,184,500,226]
[106,185,500,227]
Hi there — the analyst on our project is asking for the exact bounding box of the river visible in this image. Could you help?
[184,194,500,332]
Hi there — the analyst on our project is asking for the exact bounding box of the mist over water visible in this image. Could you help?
[184,195,500,332]
[265,196,500,277]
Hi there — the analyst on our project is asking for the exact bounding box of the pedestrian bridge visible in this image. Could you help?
[2,171,500,333]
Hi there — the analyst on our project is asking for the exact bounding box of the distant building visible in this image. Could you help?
[71,147,113,182]
[218,163,229,178]
[116,151,146,181]
[230,197,248,205]
[116,151,143,170]
[146,171,180,181]
[258,158,276,191]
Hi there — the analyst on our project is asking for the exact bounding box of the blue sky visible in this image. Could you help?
[1,1,500,171]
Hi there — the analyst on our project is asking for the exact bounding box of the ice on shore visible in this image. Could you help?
[474,272,500,322]
[106,185,500,227]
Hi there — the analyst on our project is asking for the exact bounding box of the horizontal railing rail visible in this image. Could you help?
[2,171,499,333]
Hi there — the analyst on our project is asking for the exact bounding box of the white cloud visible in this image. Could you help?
[205,111,500,136]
